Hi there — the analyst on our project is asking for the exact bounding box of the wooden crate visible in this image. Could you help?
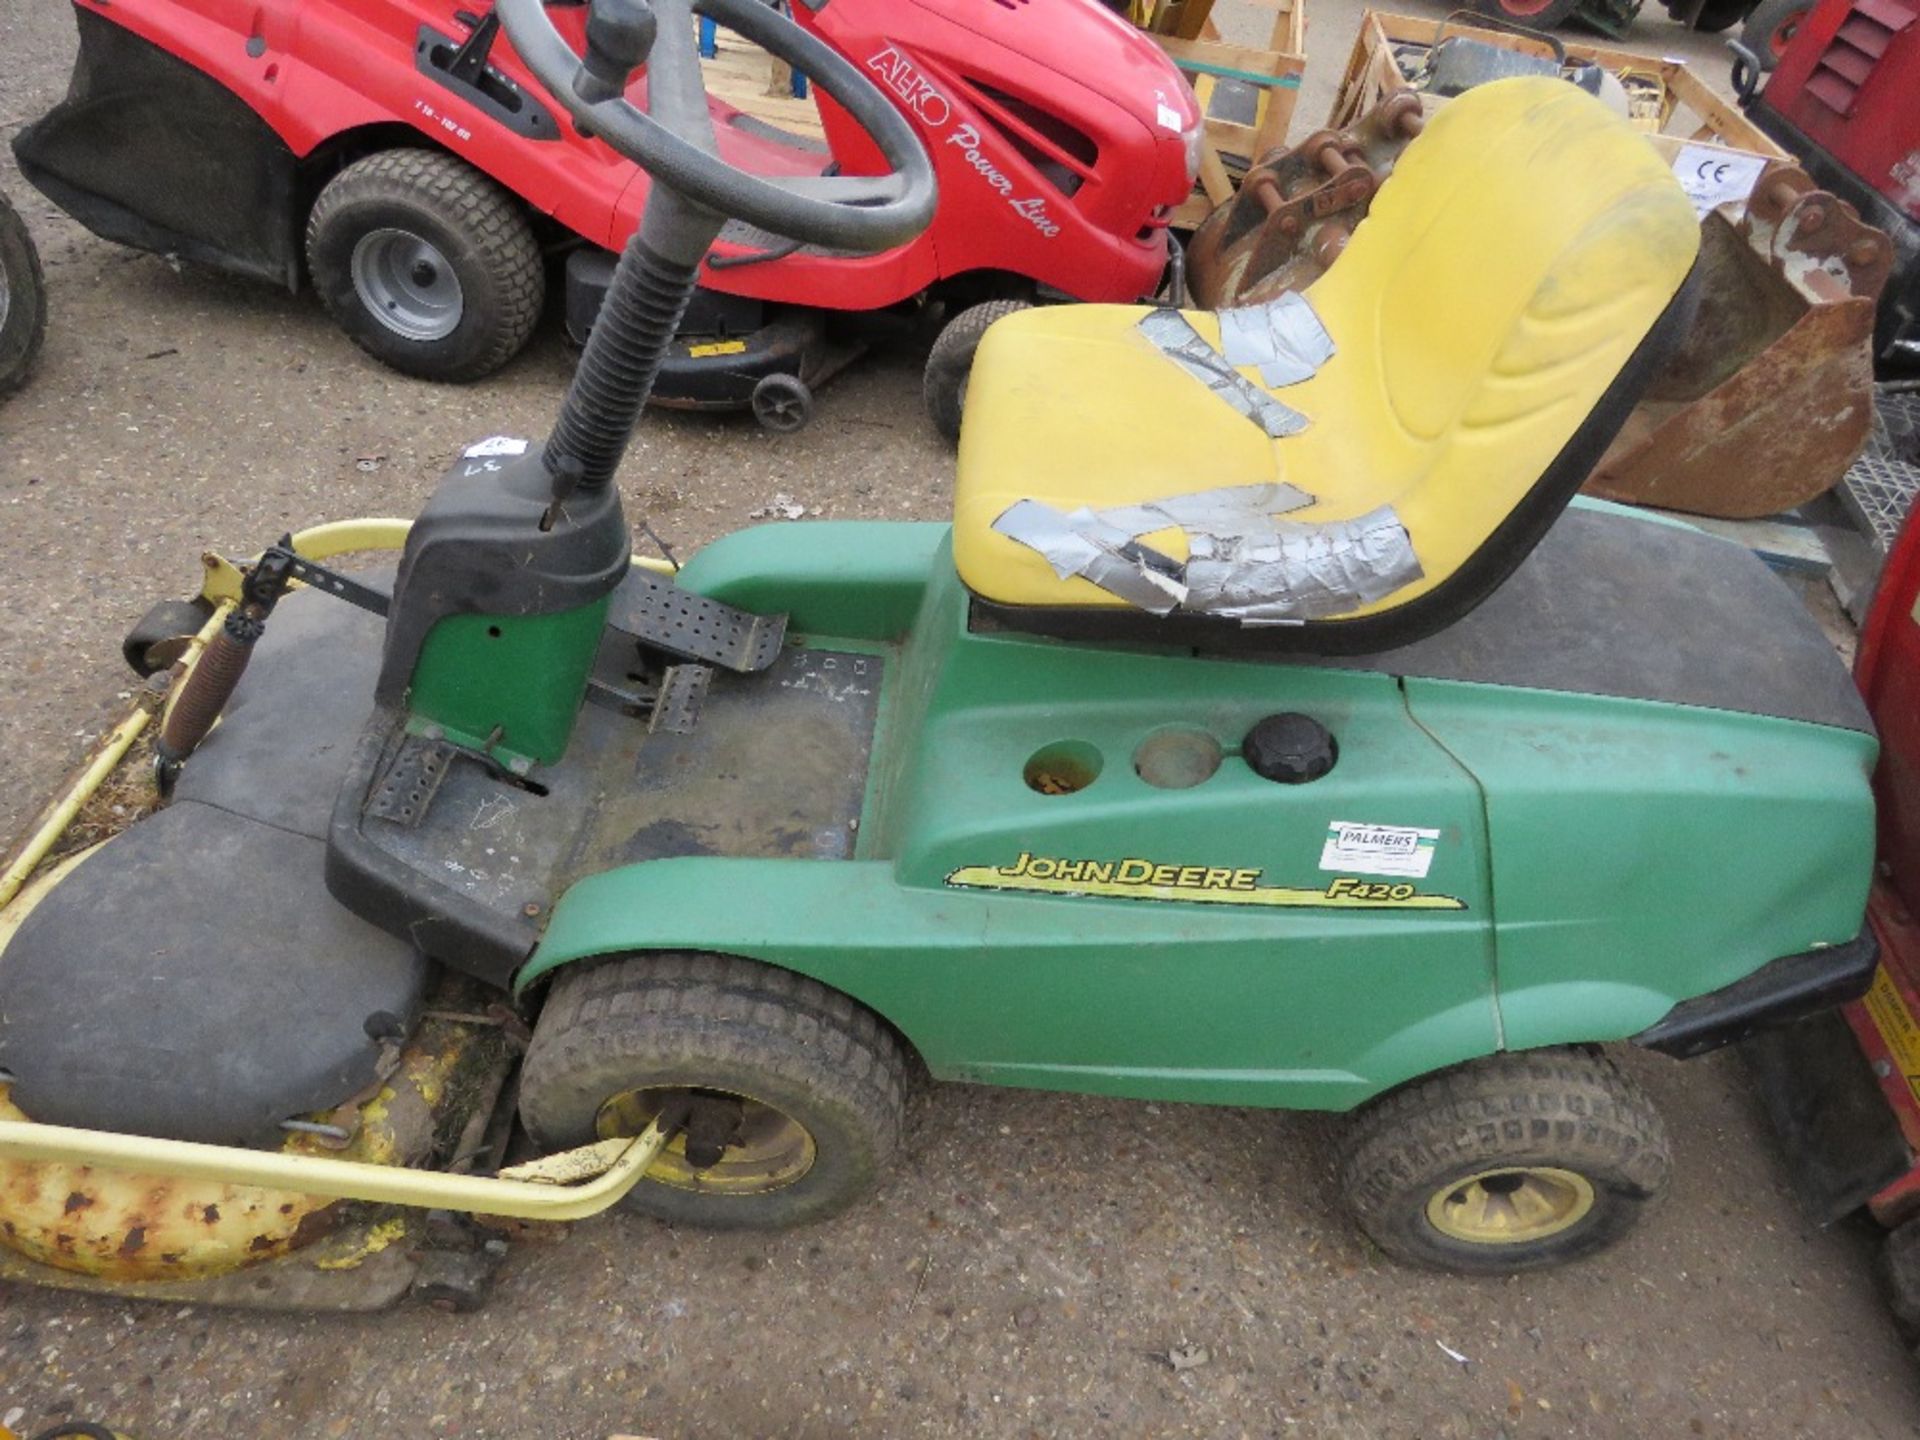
[1328,10,1785,169]
[1132,0,1309,227]
[698,22,825,145]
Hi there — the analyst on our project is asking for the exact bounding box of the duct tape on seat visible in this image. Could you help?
[1137,310,1310,439]
[991,485,1423,625]
[1215,293,1337,388]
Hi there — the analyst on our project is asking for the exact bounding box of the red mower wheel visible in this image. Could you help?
[1471,0,1583,25]
[306,149,544,383]
[1740,0,1811,68]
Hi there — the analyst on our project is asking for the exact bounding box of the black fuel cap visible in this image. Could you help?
[1243,713,1337,784]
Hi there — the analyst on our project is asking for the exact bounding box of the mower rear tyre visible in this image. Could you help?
[519,953,909,1230]
[925,299,1032,444]
[306,149,544,383]
[1740,0,1811,66]
[0,189,47,398]
[1338,1048,1671,1273]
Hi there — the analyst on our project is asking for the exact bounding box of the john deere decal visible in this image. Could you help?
[946,853,1465,910]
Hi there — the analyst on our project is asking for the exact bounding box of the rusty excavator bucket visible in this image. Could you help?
[1185,94,1895,520]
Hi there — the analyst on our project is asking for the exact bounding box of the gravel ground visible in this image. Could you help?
[3,0,1918,1436]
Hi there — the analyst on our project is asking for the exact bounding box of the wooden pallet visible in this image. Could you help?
[1132,0,1309,228]
[699,24,825,143]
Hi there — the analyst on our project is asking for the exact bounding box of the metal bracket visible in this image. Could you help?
[607,569,786,673]
[233,540,392,618]
[283,553,392,618]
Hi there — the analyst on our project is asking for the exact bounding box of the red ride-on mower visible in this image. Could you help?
[1745,504,1920,1338]
[12,0,1201,432]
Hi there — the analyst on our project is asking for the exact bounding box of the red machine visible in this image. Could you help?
[1734,0,1919,371]
[13,0,1200,427]
[1746,506,1920,1333]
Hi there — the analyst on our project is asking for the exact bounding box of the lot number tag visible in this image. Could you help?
[1320,821,1439,879]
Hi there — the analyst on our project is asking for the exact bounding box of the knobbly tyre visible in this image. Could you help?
[0,0,1879,1312]
[0,187,46,397]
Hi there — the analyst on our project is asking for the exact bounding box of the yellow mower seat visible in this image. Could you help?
[953,77,1699,651]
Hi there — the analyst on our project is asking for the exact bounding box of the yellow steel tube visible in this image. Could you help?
[0,1118,670,1222]
[0,709,155,911]
[290,517,413,559]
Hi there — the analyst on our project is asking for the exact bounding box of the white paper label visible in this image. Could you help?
[1672,145,1769,217]
[1156,101,1183,132]
[1319,821,1440,879]
[463,435,530,458]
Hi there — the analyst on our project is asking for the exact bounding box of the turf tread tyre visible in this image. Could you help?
[521,952,908,1229]
[1339,1048,1670,1274]
[924,299,1031,444]
[1741,0,1810,65]
[0,191,47,398]
[305,148,542,382]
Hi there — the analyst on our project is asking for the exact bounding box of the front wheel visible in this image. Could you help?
[924,299,1032,445]
[0,189,48,398]
[519,953,910,1230]
[306,149,544,383]
[1337,1048,1671,1273]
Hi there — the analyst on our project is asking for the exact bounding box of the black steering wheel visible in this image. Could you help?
[496,0,937,254]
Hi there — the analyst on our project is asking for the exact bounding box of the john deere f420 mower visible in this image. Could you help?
[0,0,1881,1311]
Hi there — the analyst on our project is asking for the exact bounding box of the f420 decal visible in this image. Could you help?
[946,852,1465,910]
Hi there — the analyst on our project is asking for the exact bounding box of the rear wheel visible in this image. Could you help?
[1338,1048,1671,1273]
[306,149,543,383]
[519,952,909,1229]
[924,299,1032,445]
[0,189,47,398]
[1689,0,1750,29]
[1741,0,1811,66]
[1469,0,1584,28]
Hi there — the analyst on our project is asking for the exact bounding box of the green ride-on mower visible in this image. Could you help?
[0,0,1882,1311]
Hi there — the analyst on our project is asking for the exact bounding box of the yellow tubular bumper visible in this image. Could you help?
[0,521,417,912]
[0,1119,671,1222]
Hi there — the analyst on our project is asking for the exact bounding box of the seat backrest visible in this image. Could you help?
[1292,77,1701,628]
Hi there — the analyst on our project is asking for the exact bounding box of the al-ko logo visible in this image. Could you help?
[865,45,1061,240]
[866,44,951,127]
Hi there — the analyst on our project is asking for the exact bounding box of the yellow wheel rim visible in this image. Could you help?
[1424,1166,1597,1245]
[596,1086,816,1195]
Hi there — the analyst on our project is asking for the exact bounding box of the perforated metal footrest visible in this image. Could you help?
[650,663,712,734]
[608,570,787,673]
[366,735,457,827]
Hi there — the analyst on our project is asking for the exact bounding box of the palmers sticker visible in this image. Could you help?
[946,852,1464,910]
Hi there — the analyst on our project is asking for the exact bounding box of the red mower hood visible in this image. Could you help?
[912,0,1202,137]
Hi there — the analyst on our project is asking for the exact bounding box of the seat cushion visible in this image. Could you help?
[953,77,1699,640]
